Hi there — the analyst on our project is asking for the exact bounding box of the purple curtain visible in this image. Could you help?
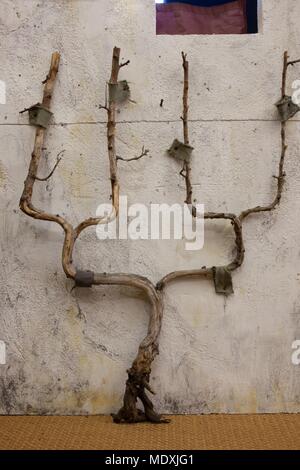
[156,0,248,35]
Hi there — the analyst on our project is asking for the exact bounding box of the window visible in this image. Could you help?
[156,0,258,35]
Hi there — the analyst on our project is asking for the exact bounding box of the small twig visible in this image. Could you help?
[35,150,65,181]
[19,103,39,114]
[179,166,186,178]
[19,107,30,114]
[42,74,50,85]
[160,99,164,107]
[120,59,130,68]
[287,59,300,67]
[98,104,109,112]
[116,146,149,162]
[281,50,289,99]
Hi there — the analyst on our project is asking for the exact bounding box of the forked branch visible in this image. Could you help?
[20,48,166,424]
[20,49,298,425]
[159,50,297,291]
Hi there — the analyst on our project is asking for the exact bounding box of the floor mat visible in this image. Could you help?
[0,414,299,450]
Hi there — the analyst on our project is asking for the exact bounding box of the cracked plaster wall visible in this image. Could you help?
[1,0,300,414]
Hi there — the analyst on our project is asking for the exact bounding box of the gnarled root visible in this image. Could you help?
[112,368,169,424]
[92,273,169,424]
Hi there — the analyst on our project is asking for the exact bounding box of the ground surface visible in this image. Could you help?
[0,414,299,450]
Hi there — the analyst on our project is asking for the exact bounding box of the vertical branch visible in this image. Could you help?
[107,47,121,214]
[20,52,60,206]
[239,50,291,221]
[182,52,189,145]
[281,50,289,99]
[181,52,193,205]
[20,48,295,426]
[74,46,131,235]
[19,52,76,279]
[278,51,289,203]
[42,52,60,109]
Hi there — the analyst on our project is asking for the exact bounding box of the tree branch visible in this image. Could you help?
[281,50,289,99]
[107,46,120,212]
[72,49,165,423]
[120,59,130,68]
[117,146,149,162]
[287,59,300,67]
[20,48,295,426]
[158,53,245,292]
[239,51,299,221]
[19,52,76,279]
[157,212,244,289]
[181,51,193,206]
[98,104,109,112]
[20,50,166,423]
[35,150,64,181]
[74,47,123,238]
[91,273,168,423]
[181,52,189,145]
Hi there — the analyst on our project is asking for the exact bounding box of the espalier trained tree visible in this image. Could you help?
[19,48,299,423]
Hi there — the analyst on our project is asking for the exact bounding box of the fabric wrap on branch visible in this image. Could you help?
[213,266,234,296]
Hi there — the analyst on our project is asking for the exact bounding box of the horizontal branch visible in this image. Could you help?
[157,268,212,290]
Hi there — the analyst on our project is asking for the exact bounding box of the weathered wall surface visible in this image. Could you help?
[1,0,300,414]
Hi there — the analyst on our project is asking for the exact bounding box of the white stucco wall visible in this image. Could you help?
[1,0,300,415]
